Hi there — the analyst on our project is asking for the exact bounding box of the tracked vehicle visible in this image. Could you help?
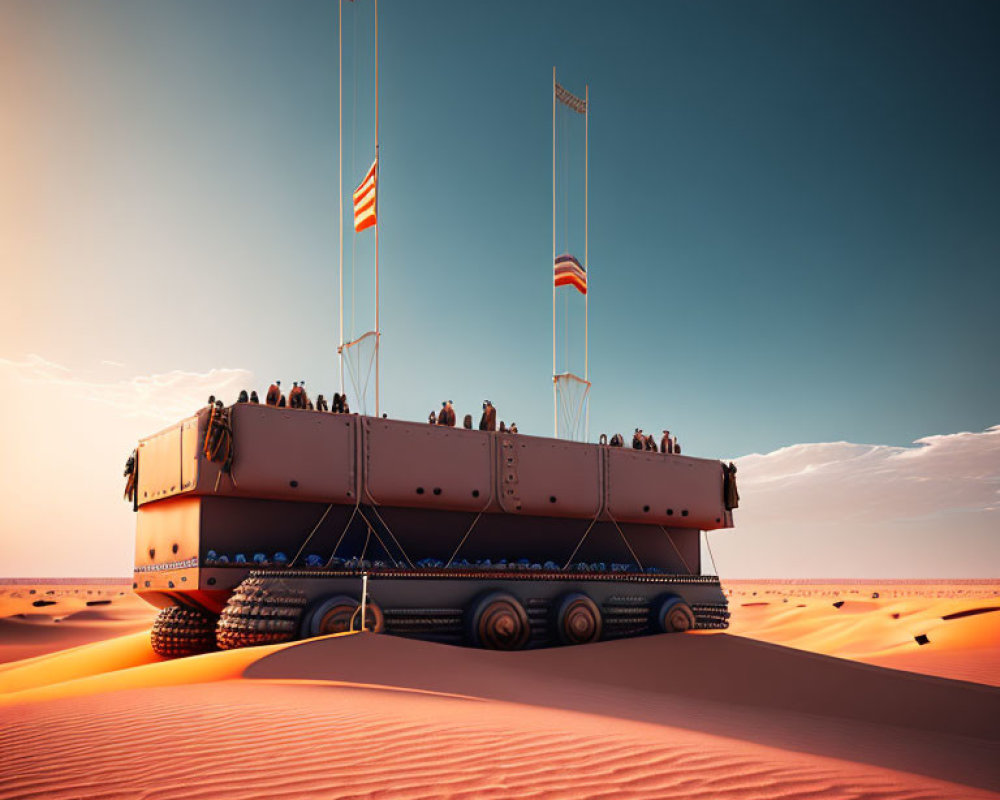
[130,403,737,656]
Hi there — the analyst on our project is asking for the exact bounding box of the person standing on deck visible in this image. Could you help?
[479,401,496,431]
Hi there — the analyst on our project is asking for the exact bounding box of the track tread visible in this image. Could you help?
[151,606,218,657]
[216,578,308,650]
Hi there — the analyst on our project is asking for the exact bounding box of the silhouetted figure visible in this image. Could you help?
[644,434,657,452]
[660,430,672,454]
[249,391,259,404]
[299,381,310,410]
[289,381,304,409]
[499,420,507,433]
[463,414,473,429]
[207,395,216,406]
[723,462,740,510]
[509,422,518,434]
[278,393,286,408]
[238,390,249,403]
[632,429,644,450]
[674,440,681,455]
[429,411,437,425]
[342,398,350,414]
[479,400,497,431]
[316,394,328,412]
[610,433,624,447]
[332,392,343,413]
[266,381,281,406]
[123,450,137,504]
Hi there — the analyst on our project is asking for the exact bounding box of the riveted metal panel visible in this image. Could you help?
[180,416,200,493]
[137,421,184,504]
[133,495,201,596]
[606,450,726,529]
[364,419,492,512]
[496,434,601,518]
[199,405,358,503]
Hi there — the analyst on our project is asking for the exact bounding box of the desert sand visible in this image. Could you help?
[1,580,997,799]
[0,580,155,665]
[725,579,1000,686]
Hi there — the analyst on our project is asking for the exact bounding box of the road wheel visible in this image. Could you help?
[467,591,530,650]
[654,595,695,633]
[301,595,385,638]
[553,592,602,645]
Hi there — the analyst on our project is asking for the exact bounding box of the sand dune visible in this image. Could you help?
[0,581,139,617]
[0,611,155,661]
[0,586,155,664]
[1,580,997,799]
[725,580,1000,686]
[245,631,999,791]
[1,647,997,800]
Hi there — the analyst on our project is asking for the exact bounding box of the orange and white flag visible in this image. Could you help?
[353,158,377,232]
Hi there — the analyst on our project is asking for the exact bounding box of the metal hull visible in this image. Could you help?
[132,405,735,653]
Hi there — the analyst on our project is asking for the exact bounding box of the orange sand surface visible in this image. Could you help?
[1,580,998,799]
[725,580,1000,686]
[0,581,155,664]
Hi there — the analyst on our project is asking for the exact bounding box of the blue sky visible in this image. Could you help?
[3,0,998,460]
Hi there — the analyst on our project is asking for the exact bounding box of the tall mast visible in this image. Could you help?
[338,0,344,395]
[374,0,380,418]
[551,72,590,442]
[552,66,557,438]
[337,0,381,417]
[584,83,589,441]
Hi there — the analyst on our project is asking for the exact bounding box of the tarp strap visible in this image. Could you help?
[562,515,600,570]
[659,525,692,575]
[608,512,645,572]
[444,511,484,568]
[288,503,335,568]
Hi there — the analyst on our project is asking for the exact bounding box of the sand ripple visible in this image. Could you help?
[2,681,993,800]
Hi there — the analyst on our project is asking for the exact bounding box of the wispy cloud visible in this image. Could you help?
[0,354,252,423]
[735,427,1000,520]
[712,427,1000,577]
[0,355,257,577]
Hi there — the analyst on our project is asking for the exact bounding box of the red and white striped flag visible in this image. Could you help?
[353,158,377,232]
[554,253,587,294]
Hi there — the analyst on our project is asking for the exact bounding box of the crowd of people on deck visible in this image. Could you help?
[427,399,518,433]
[607,428,681,454]
[208,384,679,453]
[212,380,354,414]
